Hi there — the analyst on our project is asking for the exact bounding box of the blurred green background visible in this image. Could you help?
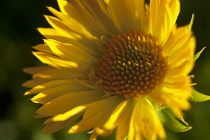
[0,0,210,140]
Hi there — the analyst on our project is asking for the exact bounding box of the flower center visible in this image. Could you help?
[96,30,168,99]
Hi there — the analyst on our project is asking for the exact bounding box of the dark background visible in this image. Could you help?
[0,0,210,140]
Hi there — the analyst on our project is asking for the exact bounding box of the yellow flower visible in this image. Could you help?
[23,0,208,140]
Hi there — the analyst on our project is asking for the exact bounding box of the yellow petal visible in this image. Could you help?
[37,27,77,43]
[163,26,192,56]
[128,98,165,140]
[31,79,95,104]
[42,111,83,134]
[48,106,85,122]
[58,0,113,36]
[90,127,113,138]
[33,44,53,54]
[80,0,116,35]
[23,66,51,75]
[104,100,128,130]
[69,96,124,133]
[104,101,127,129]
[169,36,195,68]
[57,0,71,15]
[103,0,138,32]
[38,28,102,59]
[37,90,104,116]
[25,79,72,95]
[47,6,95,39]
[168,0,180,27]
[32,67,87,84]
[22,80,38,88]
[44,15,82,39]
[149,0,178,44]
[44,39,97,68]
[89,132,98,140]
[161,86,191,99]
[150,89,191,117]
[167,60,193,77]
[115,100,134,140]
[163,13,194,56]
[134,0,149,31]
[164,75,191,90]
[44,14,104,53]
[33,51,78,69]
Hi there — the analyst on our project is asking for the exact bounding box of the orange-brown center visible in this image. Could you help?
[96,30,168,99]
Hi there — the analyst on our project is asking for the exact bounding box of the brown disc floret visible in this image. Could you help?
[96,30,168,99]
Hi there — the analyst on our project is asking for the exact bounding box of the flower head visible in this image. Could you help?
[24,0,208,139]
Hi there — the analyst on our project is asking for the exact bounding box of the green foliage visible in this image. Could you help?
[194,47,206,61]
[190,89,210,102]
[158,108,192,132]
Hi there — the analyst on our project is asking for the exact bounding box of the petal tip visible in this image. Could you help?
[68,125,79,133]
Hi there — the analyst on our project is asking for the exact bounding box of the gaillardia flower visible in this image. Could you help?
[24,0,209,140]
